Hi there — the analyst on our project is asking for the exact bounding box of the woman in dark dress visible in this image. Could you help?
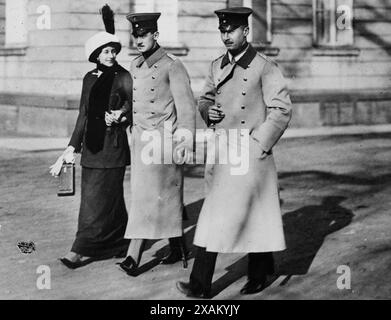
[50,6,132,269]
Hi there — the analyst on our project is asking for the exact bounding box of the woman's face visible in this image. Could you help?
[97,46,117,67]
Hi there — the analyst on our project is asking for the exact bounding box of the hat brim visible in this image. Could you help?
[89,42,122,63]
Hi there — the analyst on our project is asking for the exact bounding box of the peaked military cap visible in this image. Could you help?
[214,7,253,32]
[126,12,161,37]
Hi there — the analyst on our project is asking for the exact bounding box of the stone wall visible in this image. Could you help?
[1,0,391,136]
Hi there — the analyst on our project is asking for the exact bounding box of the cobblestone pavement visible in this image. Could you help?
[0,133,390,299]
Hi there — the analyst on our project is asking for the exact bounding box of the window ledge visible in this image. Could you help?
[128,44,189,57]
[0,46,27,56]
[252,43,280,57]
[312,47,360,57]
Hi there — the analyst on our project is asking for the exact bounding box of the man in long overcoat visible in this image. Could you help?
[177,7,292,298]
[118,13,196,275]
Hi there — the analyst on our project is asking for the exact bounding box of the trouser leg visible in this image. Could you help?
[189,246,217,294]
[248,252,274,282]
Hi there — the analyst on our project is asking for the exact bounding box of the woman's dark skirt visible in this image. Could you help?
[71,166,129,257]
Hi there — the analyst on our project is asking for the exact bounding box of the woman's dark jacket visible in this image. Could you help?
[69,65,132,168]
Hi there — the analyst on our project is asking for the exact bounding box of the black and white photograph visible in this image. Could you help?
[0,0,390,307]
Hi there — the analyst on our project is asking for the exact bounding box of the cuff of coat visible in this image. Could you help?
[199,105,211,127]
[68,138,82,153]
[251,121,285,153]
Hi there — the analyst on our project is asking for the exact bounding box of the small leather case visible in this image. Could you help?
[57,163,75,196]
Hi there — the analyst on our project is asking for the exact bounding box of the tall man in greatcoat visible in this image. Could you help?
[177,7,292,298]
[118,13,196,275]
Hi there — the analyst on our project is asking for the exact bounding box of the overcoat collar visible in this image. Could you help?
[216,45,257,90]
[220,44,257,69]
[136,46,166,68]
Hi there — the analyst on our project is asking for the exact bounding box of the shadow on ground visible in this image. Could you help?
[210,196,354,297]
[127,168,381,294]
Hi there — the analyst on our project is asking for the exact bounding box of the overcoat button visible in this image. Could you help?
[152,76,155,79]
[217,90,221,94]
[241,120,245,124]
[242,91,246,95]
[151,100,154,103]
[151,88,155,91]
[243,78,248,81]
[241,105,245,109]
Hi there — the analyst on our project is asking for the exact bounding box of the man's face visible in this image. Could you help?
[134,31,158,53]
[97,46,117,67]
[220,25,249,52]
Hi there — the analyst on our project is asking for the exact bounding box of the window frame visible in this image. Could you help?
[128,0,188,56]
[0,0,28,56]
[312,0,354,48]
[234,0,279,56]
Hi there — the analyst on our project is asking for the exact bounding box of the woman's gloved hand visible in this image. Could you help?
[49,146,75,176]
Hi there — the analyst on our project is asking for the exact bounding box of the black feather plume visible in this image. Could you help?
[100,4,115,34]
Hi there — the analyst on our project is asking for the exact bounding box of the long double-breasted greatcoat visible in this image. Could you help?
[124,47,196,239]
[194,45,292,253]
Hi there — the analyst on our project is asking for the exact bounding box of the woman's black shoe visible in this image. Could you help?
[117,256,138,276]
[59,257,95,269]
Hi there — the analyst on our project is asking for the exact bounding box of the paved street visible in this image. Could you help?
[0,132,390,300]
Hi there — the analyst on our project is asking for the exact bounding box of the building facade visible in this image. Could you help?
[1,0,391,136]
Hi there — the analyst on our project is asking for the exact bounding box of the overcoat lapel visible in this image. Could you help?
[215,63,236,90]
[215,45,257,90]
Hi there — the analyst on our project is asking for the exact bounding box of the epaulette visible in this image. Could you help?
[257,52,278,66]
[132,53,143,62]
[166,53,178,61]
[213,53,225,63]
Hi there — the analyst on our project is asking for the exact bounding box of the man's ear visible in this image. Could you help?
[153,31,159,40]
[243,26,249,37]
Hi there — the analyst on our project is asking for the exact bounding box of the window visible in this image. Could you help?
[228,0,278,55]
[130,0,187,55]
[0,0,5,46]
[0,0,27,55]
[313,0,353,47]
[5,0,27,47]
[229,0,272,45]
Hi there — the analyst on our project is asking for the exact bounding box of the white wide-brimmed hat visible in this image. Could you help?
[84,31,122,63]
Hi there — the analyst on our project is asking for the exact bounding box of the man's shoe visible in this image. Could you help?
[162,236,189,268]
[240,279,267,295]
[116,256,138,277]
[176,281,211,299]
[160,249,190,268]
